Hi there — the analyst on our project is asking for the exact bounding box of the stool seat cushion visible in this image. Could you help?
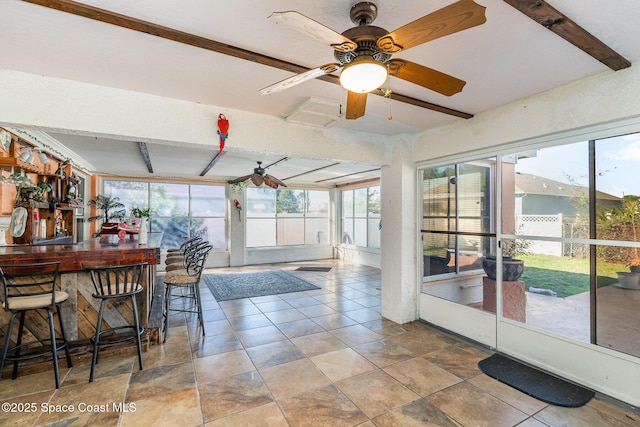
[163,271,197,284]
[5,291,69,310]
[93,284,143,298]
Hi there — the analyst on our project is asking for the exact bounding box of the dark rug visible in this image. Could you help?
[203,270,320,301]
[295,266,332,272]
[478,353,594,407]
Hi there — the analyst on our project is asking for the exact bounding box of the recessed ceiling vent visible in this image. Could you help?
[285,97,342,127]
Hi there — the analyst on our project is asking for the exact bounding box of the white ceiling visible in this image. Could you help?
[1,0,639,186]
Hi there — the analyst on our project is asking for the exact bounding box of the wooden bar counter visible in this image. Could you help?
[0,233,162,356]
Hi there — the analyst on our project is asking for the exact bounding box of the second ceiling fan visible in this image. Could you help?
[259,0,487,120]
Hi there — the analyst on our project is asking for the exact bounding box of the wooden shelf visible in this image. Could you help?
[0,157,43,174]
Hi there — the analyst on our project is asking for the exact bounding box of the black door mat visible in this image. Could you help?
[478,353,594,407]
[295,266,332,272]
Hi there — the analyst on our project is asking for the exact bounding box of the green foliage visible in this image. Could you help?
[87,194,126,224]
[519,254,618,298]
[276,189,302,214]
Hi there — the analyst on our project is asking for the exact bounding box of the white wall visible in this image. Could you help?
[0,69,391,167]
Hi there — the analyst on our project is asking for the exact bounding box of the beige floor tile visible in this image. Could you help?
[278,384,368,427]
[0,367,69,400]
[371,398,461,426]
[422,345,487,380]
[310,348,377,382]
[198,371,273,422]
[335,369,420,418]
[191,331,243,358]
[468,373,548,415]
[290,331,348,357]
[204,402,289,427]
[329,324,383,347]
[259,358,330,399]
[127,362,196,401]
[2,390,54,426]
[276,318,325,339]
[120,386,203,427]
[235,325,288,348]
[36,373,130,425]
[353,339,414,368]
[534,398,640,426]
[194,350,255,384]
[383,356,462,396]
[427,381,528,427]
[245,340,305,369]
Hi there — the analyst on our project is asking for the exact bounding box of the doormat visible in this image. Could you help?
[295,266,332,272]
[203,270,320,301]
[478,353,594,407]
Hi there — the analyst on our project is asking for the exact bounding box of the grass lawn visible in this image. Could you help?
[518,254,621,298]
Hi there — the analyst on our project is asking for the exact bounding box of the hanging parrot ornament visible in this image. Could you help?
[217,113,229,153]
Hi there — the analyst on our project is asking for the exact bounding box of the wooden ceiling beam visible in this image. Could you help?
[22,0,473,119]
[137,142,153,173]
[503,0,631,71]
[200,151,226,177]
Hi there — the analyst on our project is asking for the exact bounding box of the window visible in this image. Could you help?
[421,162,491,278]
[103,180,225,251]
[341,185,380,249]
[245,188,330,248]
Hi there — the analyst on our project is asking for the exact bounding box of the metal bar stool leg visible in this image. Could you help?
[163,283,171,343]
[12,311,26,379]
[0,312,18,379]
[130,294,144,371]
[193,283,205,336]
[47,308,61,388]
[56,305,73,369]
[90,299,107,383]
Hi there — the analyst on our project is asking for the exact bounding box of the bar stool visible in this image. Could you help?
[163,243,212,343]
[165,240,210,272]
[0,262,72,389]
[166,236,202,255]
[87,262,146,382]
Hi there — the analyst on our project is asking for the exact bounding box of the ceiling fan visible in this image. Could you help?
[228,161,288,189]
[259,0,486,120]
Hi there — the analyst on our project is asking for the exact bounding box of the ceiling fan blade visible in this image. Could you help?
[265,174,288,188]
[377,0,487,54]
[259,63,340,95]
[346,91,367,120]
[251,174,264,186]
[228,174,252,184]
[388,59,466,96]
[268,11,357,52]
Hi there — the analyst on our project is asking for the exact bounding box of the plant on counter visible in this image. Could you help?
[87,194,126,225]
[131,206,152,218]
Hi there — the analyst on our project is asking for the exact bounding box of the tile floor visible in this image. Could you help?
[1,260,638,426]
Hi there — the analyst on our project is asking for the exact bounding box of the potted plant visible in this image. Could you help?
[87,195,126,236]
[482,238,529,282]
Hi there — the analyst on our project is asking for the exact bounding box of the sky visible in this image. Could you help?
[514,133,640,198]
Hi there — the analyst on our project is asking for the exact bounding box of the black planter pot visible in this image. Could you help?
[482,257,525,281]
[630,265,640,274]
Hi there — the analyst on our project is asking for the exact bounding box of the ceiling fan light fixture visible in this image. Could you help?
[339,56,387,93]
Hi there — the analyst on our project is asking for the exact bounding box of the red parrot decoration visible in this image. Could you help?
[217,113,229,153]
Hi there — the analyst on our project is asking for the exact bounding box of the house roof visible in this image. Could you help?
[515,172,620,201]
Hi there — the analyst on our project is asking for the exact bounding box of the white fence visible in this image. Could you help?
[516,214,563,256]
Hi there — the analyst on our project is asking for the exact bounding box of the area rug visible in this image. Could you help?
[295,266,332,272]
[478,353,594,407]
[203,270,320,301]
